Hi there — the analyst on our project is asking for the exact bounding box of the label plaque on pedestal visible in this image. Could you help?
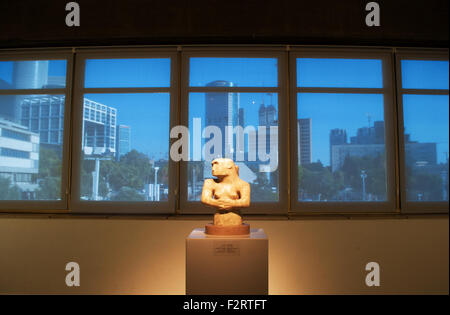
[186,228,268,295]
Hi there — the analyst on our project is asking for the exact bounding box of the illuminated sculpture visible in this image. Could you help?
[201,158,251,235]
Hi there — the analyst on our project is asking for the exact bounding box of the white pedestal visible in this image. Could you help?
[186,228,268,295]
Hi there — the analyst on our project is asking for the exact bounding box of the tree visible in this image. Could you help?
[251,172,277,201]
[0,177,21,200]
[299,162,337,200]
[107,150,153,192]
[406,168,442,201]
[37,147,62,200]
[341,153,386,200]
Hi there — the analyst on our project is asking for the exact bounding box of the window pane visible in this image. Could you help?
[297,58,383,88]
[84,58,171,88]
[403,94,449,202]
[80,93,170,202]
[401,60,449,90]
[0,94,66,201]
[188,92,279,202]
[0,60,67,89]
[297,93,387,202]
[189,58,278,87]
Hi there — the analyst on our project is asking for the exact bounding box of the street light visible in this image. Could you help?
[85,154,111,201]
[360,170,367,201]
[154,166,159,201]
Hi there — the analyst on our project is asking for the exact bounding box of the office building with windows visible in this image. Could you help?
[297,118,312,165]
[20,95,117,157]
[82,98,117,156]
[204,80,240,159]
[116,124,131,160]
[0,118,39,199]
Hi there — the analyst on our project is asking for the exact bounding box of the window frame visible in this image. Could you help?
[0,49,73,211]
[0,45,447,216]
[395,48,449,214]
[289,47,398,213]
[179,47,289,214]
[69,47,178,214]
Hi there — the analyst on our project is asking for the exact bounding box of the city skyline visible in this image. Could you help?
[2,58,446,165]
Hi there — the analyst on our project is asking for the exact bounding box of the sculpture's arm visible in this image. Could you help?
[201,179,221,207]
[217,182,251,208]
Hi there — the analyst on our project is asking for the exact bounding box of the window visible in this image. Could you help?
[0,53,70,208]
[290,50,396,212]
[0,46,447,215]
[70,50,176,213]
[397,52,449,213]
[180,52,287,214]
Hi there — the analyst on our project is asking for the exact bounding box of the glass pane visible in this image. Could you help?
[401,60,449,90]
[188,92,279,202]
[0,94,65,200]
[189,58,278,87]
[403,94,449,202]
[84,58,171,88]
[0,60,67,89]
[297,93,387,202]
[80,93,170,202]
[297,58,383,88]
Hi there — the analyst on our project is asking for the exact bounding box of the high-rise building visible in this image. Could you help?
[21,95,65,147]
[116,125,131,160]
[257,101,278,185]
[13,61,50,124]
[330,129,347,167]
[82,99,117,156]
[204,80,239,159]
[297,118,312,165]
[374,121,385,144]
[20,95,117,157]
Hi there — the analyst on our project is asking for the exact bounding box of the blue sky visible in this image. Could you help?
[1,58,448,164]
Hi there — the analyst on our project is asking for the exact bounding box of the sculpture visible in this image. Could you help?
[201,158,251,235]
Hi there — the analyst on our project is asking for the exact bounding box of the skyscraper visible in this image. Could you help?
[204,80,240,159]
[297,118,312,165]
[330,129,347,167]
[13,61,49,124]
[116,125,131,160]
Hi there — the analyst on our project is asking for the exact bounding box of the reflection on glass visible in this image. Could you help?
[84,58,171,88]
[189,58,278,87]
[297,93,386,202]
[401,60,449,90]
[80,93,170,202]
[403,95,449,202]
[188,91,279,202]
[0,60,67,89]
[297,58,383,88]
[0,94,65,200]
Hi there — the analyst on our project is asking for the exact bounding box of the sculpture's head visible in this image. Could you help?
[211,158,239,178]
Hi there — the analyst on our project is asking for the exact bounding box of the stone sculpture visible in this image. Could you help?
[201,158,251,235]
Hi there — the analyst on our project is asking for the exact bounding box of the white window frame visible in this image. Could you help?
[69,47,178,214]
[289,47,398,213]
[395,48,449,214]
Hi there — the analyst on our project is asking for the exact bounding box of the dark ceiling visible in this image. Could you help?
[0,0,448,48]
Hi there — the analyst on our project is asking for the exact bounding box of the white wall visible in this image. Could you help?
[0,216,448,294]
